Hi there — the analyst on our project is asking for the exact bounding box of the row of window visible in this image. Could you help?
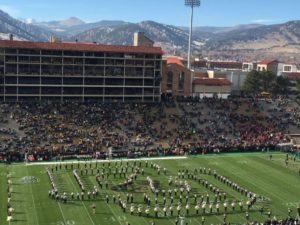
[1,87,159,95]
[3,77,157,86]
[2,49,161,59]
[4,64,158,77]
[4,56,160,67]
[1,96,160,103]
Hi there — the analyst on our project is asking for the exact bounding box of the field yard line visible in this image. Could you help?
[65,169,96,225]
[104,203,123,225]
[221,157,288,216]
[57,202,68,225]
[107,178,152,225]
[66,167,128,225]
[192,219,202,225]
[150,163,201,225]
[155,160,245,225]
[145,164,195,225]
[25,166,40,225]
[243,159,291,213]
[110,165,179,225]
[81,202,96,225]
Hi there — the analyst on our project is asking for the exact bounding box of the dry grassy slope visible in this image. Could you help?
[231,34,300,51]
[215,22,300,51]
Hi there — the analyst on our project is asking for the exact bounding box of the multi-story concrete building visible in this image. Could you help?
[0,37,163,102]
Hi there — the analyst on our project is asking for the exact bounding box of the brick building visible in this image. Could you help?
[161,56,192,96]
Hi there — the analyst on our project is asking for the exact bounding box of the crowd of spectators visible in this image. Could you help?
[0,96,299,162]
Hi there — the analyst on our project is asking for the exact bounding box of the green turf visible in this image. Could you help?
[1,153,300,225]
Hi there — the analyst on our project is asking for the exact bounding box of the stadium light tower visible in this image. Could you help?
[185,0,200,69]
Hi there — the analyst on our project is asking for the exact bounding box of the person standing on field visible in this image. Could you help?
[91,203,96,214]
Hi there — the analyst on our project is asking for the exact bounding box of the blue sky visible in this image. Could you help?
[0,0,299,27]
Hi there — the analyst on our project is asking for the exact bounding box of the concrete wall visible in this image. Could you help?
[133,32,154,47]
[193,84,231,94]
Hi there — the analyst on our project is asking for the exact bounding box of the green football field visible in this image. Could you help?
[1,152,300,225]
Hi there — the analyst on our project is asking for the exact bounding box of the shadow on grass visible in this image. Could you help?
[14,211,26,215]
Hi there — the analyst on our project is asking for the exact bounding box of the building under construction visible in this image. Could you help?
[0,33,162,103]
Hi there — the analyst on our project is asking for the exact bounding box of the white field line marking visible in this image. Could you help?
[26,166,40,225]
[57,202,68,225]
[25,156,188,166]
[107,177,151,225]
[153,161,247,225]
[81,170,124,225]
[50,170,67,223]
[104,203,123,225]
[64,169,96,225]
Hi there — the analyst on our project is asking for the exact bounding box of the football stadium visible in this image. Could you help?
[1,2,300,225]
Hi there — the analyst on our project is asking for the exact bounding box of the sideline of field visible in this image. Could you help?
[190,151,285,158]
[3,151,296,167]
[24,155,188,166]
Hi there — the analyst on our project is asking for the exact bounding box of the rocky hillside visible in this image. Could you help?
[72,20,205,55]
[206,21,300,50]
[0,10,55,41]
[31,17,128,37]
[201,21,300,62]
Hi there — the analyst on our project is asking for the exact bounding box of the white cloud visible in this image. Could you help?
[0,5,21,17]
[251,19,276,24]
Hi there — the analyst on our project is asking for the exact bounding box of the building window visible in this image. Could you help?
[178,72,185,90]
[167,71,173,84]
[167,71,173,90]
[243,64,249,70]
[283,66,292,72]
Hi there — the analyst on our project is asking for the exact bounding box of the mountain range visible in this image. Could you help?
[1,10,300,63]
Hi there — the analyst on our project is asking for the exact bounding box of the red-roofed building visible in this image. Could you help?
[193,78,231,86]
[0,39,163,55]
[192,78,231,99]
[166,56,185,67]
[257,60,279,74]
[192,60,243,71]
[0,37,162,102]
[161,56,192,96]
[193,72,208,79]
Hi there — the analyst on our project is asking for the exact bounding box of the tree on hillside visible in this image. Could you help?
[260,70,276,93]
[242,70,290,96]
[242,70,261,94]
[272,76,290,95]
[296,81,300,93]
